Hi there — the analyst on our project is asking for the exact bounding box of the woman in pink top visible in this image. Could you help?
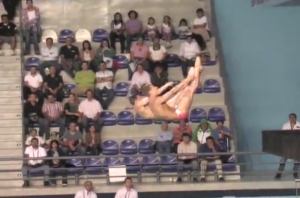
[172,119,192,153]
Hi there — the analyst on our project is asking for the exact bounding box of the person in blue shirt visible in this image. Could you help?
[156,122,173,154]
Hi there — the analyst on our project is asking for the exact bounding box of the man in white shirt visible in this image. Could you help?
[192,8,211,50]
[275,113,300,180]
[75,180,97,198]
[78,89,103,132]
[115,177,138,198]
[179,34,200,78]
[95,61,115,110]
[25,128,45,146]
[39,37,60,78]
[22,137,50,187]
[23,65,44,104]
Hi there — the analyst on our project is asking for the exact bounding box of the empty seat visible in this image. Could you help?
[203,79,221,93]
[120,139,138,155]
[102,140,119,155]
[178,34,187,40]
[66,158,84,175]
[25,57,40,69]
[161,156,177,172]
[189,108,207,123]
[195,85,203,94]
[202,60,217,66]
[85,158,102,174]
[103,157,122,172]
[135,113,153,125]
[138,139,156,154]
[117,111,134,125]
[41,30,58,43]
[75,29,92,42]
[63,84,76,98]
[92,29,109,42]
[114,82,130,97]
[167,54,181,67]
[59,29,75,43]
[113,55,129,69]
[123,156,140,173]
[142,156,159,172]
[208,107,225,122]
[101,111,117,126]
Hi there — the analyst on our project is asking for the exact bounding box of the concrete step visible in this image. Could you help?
[0,141,22,149]
[0,133,22,142]
[0,149,22,157]
[0,84,21,91]
[0,172,22,180]
[0,180,23,188]
[0,98,21,105]
[0,119,22,127]
[0,56,21,63]
[0,104,22,113]
[0,63,21,70]
[0,70,21,77]
[0,112,22,120]
[0,76,21,84]
[0,91,21,97]
[0,127,23,134]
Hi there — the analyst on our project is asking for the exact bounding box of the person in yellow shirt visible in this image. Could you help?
[74,62,95,96]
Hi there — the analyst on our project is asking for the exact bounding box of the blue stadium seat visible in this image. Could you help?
[102,140,119,155]
[28,168,44,177]
[113,55,129,69]
[207,163,236,172]
[135,113,153,125]
[103,157,122,172]
[25,57,40,69]
[142,156,160,172]
[120,139,138,155]
[101,111,117,126]
[114,82,130,97]
[189,108,207,123]
[59,29,75,43]
[66,158,84,175]
[49,122,59,127]
[208,107,225,122]
[63,84,76,98]
[195,85,203,94]
[203,79,221,93]
[92,29,109,42]
[138,139,156,154]
[123,156,140,173]
[167,54,181,67]
[178,34,187,40]
[117,111,134,125]
[161,156,177,172]
[85,158,102,174]
[202,60,217,66]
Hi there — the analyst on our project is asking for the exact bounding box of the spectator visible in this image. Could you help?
[161,15,173,48]
[45,131,60,147]
[74,181,97,198]
[115,177,138,198]
[150,65,168,88]
[59,37,80,77]
[78,89,103,132]
[125,10,142,52]
[156,122,173,154]
[22,0,40,55]
[43,66,64,102]
[0,14,16,52]
[200,136,224,182]
[23,93,45,135]
[212,121,231,151]
[22,138,50,187]
[177,133,198,183]
[25,128,45,147]
[80,40,95,69]
[23,66,43,104]
[172,120,192,153]
[192,8,211,50]
[39,37,60,77]
[129,37,149,79]
[42,94,65,139]
[47,139,67,186]
[95,40,116,73]
[127,64,151,108]
[178,18,190,36]
[74,61,95,96]
[62,122,86,156]
[95,61,115,110]
[192,118,213,145]
[148,37,167,72]
[85,125,101,155]
[144,17,159,44]
[109,12,126,53]
[2,0,20,21]
[179,34,201,78]
[64,93,80,127]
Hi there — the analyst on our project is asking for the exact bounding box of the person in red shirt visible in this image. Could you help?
[172,119,192,153]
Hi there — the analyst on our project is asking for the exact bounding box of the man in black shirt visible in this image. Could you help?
[44,66,64,102]
[0,14,16,51]
[59,37,80,78]
[23,94,46,136]
[2,0,20,21]
[150,65,168,88]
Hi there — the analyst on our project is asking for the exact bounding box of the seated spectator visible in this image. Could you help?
[23,66,44,104]
[64,93,80,127]
[62,122,86,157]
[43,66,64,102]
[0,14,17,52]
[95,40,116,73]
[23,93,45,135]
[95,61,115,110]
[172,120,192,153]
[59,37,80,78]
[22,0,40,55]
[109,12,126,53]
[179,34,201,77]
[212,121,231,151]
[156,122,173,154]
[39,37,60,78]
[150,65,168,88]
[74,62,95,96]
[161,16,174,48]
[144,17,159,44]
[177,133,198,183]
[80,40,95,69]
[125,10,142,52]
[25,128,45,147]
[192,8,211,50]
[75,181,97,198]
[192,118,213,145]
[178,18,190,36]
[127,64,151,108]
[149,37,167,72]
[22,137,50,187]
[47,139,67,186]
[42,94,65,139]
[200,136,224,182]
[45,131,60,147]
[129,36,149,80]
[78,89,103,132]
[85,125,101,155]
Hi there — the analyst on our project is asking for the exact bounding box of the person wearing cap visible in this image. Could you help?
[125,10,142,52]
[179,33,201,78]
[156,122,173,154]
[23,65,44,104]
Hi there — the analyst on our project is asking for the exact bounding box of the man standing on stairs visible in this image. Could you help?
[2,0,20,21]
